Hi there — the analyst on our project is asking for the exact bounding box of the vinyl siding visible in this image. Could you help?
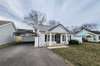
[0,23,16,45]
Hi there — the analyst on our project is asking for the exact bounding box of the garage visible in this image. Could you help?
[0,21,16,45]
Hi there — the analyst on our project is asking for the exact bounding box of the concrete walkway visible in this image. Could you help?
[0,45,67,66]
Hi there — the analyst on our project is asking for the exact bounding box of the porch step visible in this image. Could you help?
[47,45,69,49]
[48,44,68,47]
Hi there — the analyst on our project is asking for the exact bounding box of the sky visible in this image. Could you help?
[0,0,100,28]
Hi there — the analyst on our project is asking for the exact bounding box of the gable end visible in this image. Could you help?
[48,24,69,32]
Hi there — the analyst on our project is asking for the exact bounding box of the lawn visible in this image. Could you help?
[52,43,100,66]
[0,42,16,49]
[0,44,13,49]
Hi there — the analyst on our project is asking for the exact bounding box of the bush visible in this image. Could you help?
[82,38,88,42]
[69,40,80,45]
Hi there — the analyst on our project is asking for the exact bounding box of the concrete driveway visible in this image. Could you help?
[0,44,67,66]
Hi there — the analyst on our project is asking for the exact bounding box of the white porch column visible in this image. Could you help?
[60,34,62,44]
[49,33,52,46]
[46,34,48,46]
[66,34,68,44]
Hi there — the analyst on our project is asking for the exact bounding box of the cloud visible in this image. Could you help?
[0,0,100,27]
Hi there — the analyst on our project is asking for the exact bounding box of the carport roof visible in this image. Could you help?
[14,29,37,36]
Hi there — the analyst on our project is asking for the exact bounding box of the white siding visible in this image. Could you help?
[34,32,45,47]
[39,33,45,47]
[71,35,82,43]
[50,25,68,33]
[0,23,16,45]
[34,25,70,47]
[75,29,100,42]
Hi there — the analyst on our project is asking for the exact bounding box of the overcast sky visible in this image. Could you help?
[0,0,100,27]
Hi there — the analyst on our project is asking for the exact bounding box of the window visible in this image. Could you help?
[52,34,55,41]
[93,35,96,40]
[45,35,47,42]
[86,35,91,38]
[99,36,100,40]
[94,37,96,40]
[45,34,50,42]
[62,35,66,41]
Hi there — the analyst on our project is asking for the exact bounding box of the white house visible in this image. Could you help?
[74,28,100,42]
[34,24,70,47]
[0,20,16,45]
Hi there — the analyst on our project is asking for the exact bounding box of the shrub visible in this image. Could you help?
[69,40,80,45]
[82,38,88,42]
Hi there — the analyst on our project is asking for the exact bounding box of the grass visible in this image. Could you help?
[52,43,100,66]
[0,42,16,49]
[0,44,11,49]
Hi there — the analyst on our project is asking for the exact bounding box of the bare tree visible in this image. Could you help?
[39,15,46,25]
[71,23,97,33]
[49,20,60,26]
[24,10,47,25]
[71,26,80,33]
[81,23,97,30]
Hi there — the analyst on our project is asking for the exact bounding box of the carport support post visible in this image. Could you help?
[66,34,68,44]
[49,33,52,46]
[34,37,39,47]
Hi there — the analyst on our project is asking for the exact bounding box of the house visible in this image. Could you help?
[0,20,16,45]
[34,24,70,47]
[14,29,36,43]
[74,28,100,42]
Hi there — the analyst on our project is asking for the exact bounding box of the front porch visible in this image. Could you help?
[44,33,69,46]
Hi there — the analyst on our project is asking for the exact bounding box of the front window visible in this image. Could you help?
[62,35,66,41]
[99,36,100,40]
[86,35,91,38]
[94,37,96,40]
[45,34,50,42]
[93,35,96,40]
[45,35,47,42]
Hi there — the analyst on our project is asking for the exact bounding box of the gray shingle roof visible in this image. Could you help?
[34,24,70,32]
[0,20,16,30]
[48,24,70,32]
[75,27,100,34]
[0,20,10,25]
[34,24,51,32]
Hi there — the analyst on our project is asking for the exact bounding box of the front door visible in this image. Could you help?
[55,34,60,43]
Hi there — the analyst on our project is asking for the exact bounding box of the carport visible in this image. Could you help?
[14,29,37,45]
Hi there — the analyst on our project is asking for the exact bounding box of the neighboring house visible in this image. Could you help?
[0,20,16,45]
[14,29,36,43]
[74,28,100,42]
[34,24,70,47]
[71,34,82,43]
